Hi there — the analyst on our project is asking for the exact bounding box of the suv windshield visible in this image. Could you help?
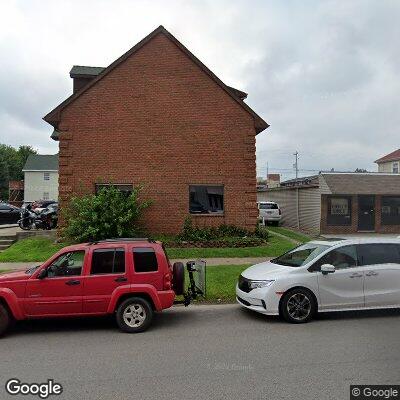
[271,243,330,267]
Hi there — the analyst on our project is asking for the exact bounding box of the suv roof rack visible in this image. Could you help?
[88,238,156,245]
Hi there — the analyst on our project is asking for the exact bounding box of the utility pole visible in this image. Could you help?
[293,151,300,229]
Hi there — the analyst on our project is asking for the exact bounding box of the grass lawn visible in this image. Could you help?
[0,237,65,263]
[202,264,249,302]
[267,226,311,243]
[0,234,296,263]
[166,233,294,258]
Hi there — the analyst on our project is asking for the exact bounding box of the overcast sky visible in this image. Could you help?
[1,0,399,180]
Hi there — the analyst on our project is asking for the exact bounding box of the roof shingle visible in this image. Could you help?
[23,154,59,171]
[375,149,400,163]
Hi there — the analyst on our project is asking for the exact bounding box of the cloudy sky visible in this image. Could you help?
[1,0,399,180]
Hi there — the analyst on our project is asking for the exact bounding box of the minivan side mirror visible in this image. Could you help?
[321,264,335,275]
[37,269,47,279]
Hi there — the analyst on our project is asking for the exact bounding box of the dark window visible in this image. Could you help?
[327,196,352,226]
[189,185,223,214]
[47,251,85,277]
[381,197,400,225]
[259,203,278,210]
[95,184,133,195]
[91,248,125,275]
[133,248,158,272]
[310,245,358,272]
[357,244,400,266]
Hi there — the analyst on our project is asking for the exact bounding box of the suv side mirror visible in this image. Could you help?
[321,264,335,275]
[37,269,47,279]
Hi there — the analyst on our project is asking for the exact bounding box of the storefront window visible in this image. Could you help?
[381,196,400,225]
[327,196,351,226]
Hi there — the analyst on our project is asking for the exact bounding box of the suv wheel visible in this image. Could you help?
[0,304,11,337]
[280,288,316,324]
[116,297,153,333]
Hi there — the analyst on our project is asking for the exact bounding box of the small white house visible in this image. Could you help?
[22,154,59,202]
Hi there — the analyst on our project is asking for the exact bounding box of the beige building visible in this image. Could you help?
[22,155,59,202]
[375,149,400,173]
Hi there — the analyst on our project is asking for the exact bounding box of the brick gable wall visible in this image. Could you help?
[57,33,258,234]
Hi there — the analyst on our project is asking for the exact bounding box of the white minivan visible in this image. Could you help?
[236,238,400,323]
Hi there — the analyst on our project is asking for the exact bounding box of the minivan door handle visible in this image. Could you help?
[350,273,363,278]
[115,277,127,282]
[65,279,81,286]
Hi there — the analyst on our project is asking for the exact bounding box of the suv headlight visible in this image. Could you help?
[249,280,275,289]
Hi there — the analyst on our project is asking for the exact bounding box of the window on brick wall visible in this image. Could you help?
[95,183,133,195]
[327,196,352,226]
[381,196,400,225]
[189,185,224,214]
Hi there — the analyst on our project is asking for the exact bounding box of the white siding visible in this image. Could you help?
[257,186,323,234]
[24,171,59,202]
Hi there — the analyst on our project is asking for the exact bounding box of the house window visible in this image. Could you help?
[393,162,399,174]
[327,196,351,226]
[44,172,50,181]
[95,183,133,195]
[43,192,49,200]
[189,185,224,214]
[381,196,400,225]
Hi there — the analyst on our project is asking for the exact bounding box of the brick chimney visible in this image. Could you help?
[69,66,105,93]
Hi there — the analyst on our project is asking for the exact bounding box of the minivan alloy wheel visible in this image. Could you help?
[286,293,311,321]
[123,304,146,328]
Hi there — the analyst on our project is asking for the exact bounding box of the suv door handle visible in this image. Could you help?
[65,279,80,286]
[115,277,127,282]
[366,271,378,277]
[350,273,363,278]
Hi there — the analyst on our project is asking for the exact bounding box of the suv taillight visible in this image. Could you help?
[163,272,172,290]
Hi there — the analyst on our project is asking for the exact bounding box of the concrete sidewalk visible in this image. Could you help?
[0,257,270,271]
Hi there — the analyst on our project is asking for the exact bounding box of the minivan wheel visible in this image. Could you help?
[0,304,11,337]
[116,297,153,333]
[280,288,316,324]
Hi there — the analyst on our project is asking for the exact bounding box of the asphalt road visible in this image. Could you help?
[0,304,399,400]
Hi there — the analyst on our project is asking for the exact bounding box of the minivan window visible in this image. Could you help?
[357,243,400,266]
[310,245,358,272]
[259,203,278,210]
[271,243,330,267]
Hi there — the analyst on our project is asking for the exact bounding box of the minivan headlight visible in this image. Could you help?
[249,280,275,289]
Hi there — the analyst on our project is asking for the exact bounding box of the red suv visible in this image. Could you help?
[0,238,190,336]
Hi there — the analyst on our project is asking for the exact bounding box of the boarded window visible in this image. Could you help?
[327,196,351,226]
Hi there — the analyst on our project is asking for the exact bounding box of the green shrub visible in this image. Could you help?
[62,185,151,242]
[178,217,268,242]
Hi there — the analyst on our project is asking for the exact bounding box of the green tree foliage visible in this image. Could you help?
[62,185,152,243]
[0,144,37,200]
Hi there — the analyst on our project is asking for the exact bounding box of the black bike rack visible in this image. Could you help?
[175,261,205,307]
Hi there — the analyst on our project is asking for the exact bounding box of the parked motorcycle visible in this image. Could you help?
[18,203,58,230]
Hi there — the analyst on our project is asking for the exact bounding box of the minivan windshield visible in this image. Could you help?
[271,243,330,267]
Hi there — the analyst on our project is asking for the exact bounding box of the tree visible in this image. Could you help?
[354,168,368,173]
[0,144,37,200]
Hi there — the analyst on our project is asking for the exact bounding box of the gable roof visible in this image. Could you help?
[22,154,59,171]
[375,149,400,163]
[321,172,400,195]
[44,25,268,135]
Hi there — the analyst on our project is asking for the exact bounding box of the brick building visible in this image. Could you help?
[257,173,400,234]
[44,26,269,234]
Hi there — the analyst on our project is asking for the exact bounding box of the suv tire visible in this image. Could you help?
[172,262,185,295]
[280,288,316,324]
[0,304,11,337]
[116,297,153,333]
